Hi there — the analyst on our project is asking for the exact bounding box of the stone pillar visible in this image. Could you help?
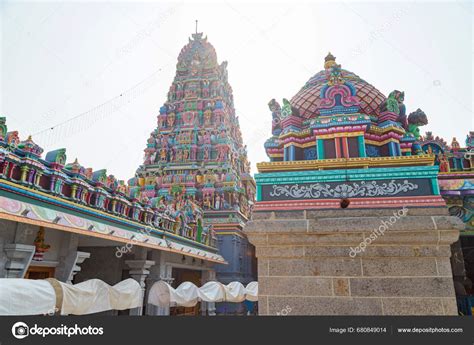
[125,259,155,316]
[3,243,35,278]
[55,233,90,284]
[246,207,463,315]
[66,252,90,284]
[144,251,174,316]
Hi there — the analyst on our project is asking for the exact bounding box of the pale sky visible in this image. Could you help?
[1,0,473,182]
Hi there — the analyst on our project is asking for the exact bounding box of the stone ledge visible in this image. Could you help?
[251,231,456,247]
[308,216,451,232]
[245,219,308,233]
[306,207,449,219]
[251,207,451,223]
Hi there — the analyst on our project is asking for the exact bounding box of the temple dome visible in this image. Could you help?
[176,32,218,74]
[291,55,386,118]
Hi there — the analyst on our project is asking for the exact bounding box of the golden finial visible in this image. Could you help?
[324,52,336,69]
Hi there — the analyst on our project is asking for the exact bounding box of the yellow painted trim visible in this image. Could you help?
[439,171,474,175]
[283,142,317,149]
[365,138,399,146]
[279,129,311,140]
[317,131,364,139]
[257,154,435,172]
[369,125,405,135]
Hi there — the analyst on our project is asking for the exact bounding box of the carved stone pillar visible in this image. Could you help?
[145,253,174,316]
[4,243,35,278]
[125,259,155,315]
[55,233,90,284]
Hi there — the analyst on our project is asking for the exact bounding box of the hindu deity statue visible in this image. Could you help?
[33,227,51,261]
[407,109,428,140]
[281,98,294,118]
[438,152,450,172]
[452,138,460,152]
[167,112,176,127]
[268,99,282,135]
[204,108,213,126]
[380,90,406,115]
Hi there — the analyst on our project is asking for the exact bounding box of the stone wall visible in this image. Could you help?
[75,246,125,285]
[246,207,463,315]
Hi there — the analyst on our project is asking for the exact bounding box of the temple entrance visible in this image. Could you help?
[170,268,202,316]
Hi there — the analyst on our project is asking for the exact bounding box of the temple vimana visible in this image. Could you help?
[0,31,472,315]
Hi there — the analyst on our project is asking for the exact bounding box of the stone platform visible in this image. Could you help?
[246,207,463,315]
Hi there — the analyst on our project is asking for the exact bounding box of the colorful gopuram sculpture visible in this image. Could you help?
[246,53,463,315]
[420,131,473,230]
[130,32,256,296]
[419,132,474,312]
[264,53,431,163]
[0,117,220,258]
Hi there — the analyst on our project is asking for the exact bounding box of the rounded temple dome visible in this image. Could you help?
[176,32,218,73]
[291,67,386,118]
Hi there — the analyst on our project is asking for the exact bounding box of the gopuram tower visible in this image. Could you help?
[130,32,256,306]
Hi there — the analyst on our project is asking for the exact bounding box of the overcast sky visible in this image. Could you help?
[1,0,472,181]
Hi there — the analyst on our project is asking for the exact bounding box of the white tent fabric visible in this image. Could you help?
[0,278,142,315]
[148,280,258,308]
[0,278,56,316]
[60,278,142,315]
[245,281,258,302]
[199,281,226,302]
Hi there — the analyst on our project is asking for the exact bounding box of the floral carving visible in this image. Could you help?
[269,180,418,199]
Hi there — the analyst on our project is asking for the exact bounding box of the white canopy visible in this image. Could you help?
[148,280,258,308]
[60,278,142,315]
[0,279,56,316]
[0,278,142,315]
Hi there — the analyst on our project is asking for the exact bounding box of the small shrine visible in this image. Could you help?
[246,53,463,316]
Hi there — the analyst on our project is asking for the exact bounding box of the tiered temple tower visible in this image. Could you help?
[129,32,256,302]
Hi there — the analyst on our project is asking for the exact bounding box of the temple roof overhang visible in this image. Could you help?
[0,179,225,264]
